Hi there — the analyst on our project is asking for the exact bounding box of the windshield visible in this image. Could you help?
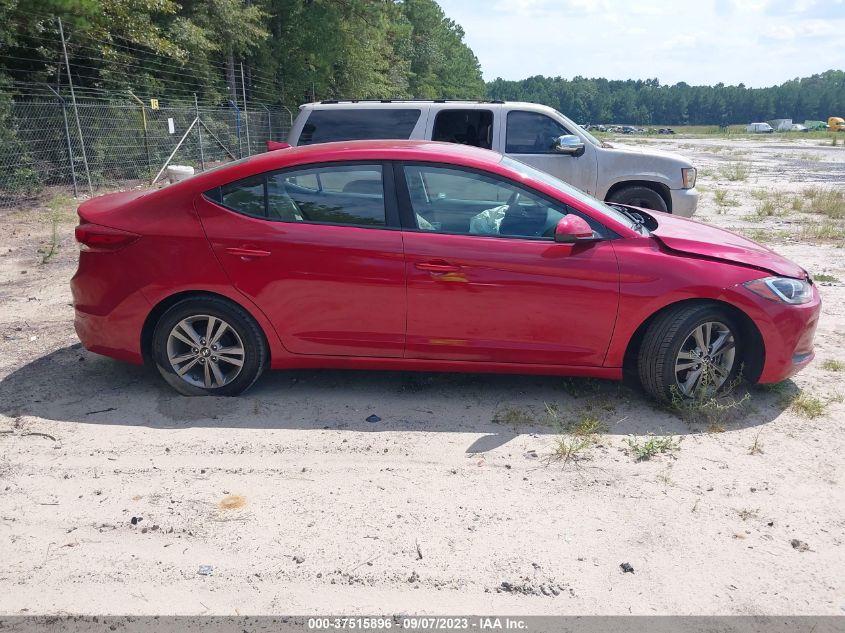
[500,156,637,230]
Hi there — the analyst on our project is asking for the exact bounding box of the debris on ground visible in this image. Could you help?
[790,539,810,552]
[366,414,382,423]
[620,562,635,573]
[197,565,213,576]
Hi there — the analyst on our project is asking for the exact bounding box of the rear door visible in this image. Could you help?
[197,162,407,357]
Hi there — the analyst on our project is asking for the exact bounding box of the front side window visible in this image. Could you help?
[506,110,570,154]
[403,164,595,240]
[299,109,421,145]
[209,164,386,227]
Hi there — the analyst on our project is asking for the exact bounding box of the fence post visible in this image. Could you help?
[263,105,272,142]
[128,91,152,179]
[240,62,251,155]
[194,94,205,171]
[46,85,78,198]
[58,17,93,195]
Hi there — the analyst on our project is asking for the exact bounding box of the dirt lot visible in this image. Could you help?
[0,136,843,616]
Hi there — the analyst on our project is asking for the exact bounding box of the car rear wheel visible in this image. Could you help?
[608,185,668,213]
[638,303,741,402]
[152,297,267,396]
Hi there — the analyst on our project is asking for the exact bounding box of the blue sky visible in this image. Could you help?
[437,0,845,87]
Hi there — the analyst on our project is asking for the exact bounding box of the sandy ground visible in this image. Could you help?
[0,136,843,616]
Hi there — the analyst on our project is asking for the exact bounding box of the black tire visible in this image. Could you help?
[638,303,742,403]
[151,296,268,396]
[608,185,669,213]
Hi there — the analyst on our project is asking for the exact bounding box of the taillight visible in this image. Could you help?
[75,223,141,252]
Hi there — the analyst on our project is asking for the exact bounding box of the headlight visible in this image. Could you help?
[744,276,813,304]
[681,167,697,189]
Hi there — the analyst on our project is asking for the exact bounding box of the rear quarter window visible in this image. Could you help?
[299,109,421,145]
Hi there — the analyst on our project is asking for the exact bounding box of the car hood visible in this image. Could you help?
[606,144,691,163]
[647,211,806,279]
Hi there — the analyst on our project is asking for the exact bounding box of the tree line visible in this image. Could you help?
[0,0,485,105]
[487,72,845,126]
[0,0,843,124]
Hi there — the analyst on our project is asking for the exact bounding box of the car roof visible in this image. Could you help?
[185,140,506,191]
[299,100,554,112]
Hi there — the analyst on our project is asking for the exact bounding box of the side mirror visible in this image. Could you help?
[553,134,586,157]
[554,215,594,243]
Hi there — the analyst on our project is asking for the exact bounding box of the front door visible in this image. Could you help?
[196,162,406,357]
[503,109,598,196]
[397,163,619,366]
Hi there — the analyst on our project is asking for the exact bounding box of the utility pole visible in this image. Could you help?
[58,17,92,195]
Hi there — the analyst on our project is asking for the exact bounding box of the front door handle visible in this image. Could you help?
[415,260,461,273]
[225,247,271,259]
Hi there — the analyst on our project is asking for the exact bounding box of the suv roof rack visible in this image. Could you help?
[317,99,506,105]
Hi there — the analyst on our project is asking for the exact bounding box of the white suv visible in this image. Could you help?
[287,100,699,216]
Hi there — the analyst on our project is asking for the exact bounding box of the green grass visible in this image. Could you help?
[493,405,534,427]
[719,162,749,182]
[713,189,739,210]
[38,194,77,264]
[804,187,845,219]
[624,435,680,462]
[821,359,845,372]
[800,220,845,243]
[813,273,839,283]
[547,406,608,467]
[783,392,827,419]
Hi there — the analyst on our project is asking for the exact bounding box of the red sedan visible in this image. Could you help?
[70,140,820,401]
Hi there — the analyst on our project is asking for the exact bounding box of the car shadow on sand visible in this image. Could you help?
[0,344,798,452]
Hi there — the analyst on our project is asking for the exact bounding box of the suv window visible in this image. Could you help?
[402,164,593,239]
[506,110,570,154]
[432,109,493,149]
[208,164,386,227]
[299,109,421,145]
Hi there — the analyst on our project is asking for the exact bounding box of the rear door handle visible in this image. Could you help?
[415,260,461,273]
[225,247,271,259]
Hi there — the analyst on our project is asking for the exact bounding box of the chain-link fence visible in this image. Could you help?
[0,92,293,209]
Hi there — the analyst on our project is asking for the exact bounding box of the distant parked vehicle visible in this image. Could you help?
[746,122,774,133]
[804,120,829,131]
[658,128,676,135]
[790,124,808,132]
[766,119,793,132]
[828,117,845,132]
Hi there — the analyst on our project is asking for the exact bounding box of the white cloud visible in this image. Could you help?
[437,0,845,87]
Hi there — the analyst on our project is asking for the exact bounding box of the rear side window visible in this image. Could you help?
[220,174,265,218]
[299,109,421,145]
[207,164,386,228]
[432,109,494,149]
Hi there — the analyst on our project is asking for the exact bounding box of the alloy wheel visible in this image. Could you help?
[674,321,736,397]
[166,314,246,389]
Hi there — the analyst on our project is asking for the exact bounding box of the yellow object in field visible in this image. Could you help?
[828,116,845,131]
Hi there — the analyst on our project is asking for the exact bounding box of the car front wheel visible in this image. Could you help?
[638,303,741,402]
[152,297,268,396]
